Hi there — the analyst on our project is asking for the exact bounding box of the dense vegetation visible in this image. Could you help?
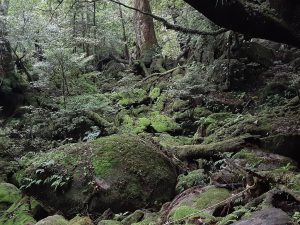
[0,0,300,224]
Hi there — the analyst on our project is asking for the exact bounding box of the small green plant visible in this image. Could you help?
[292,211,300,223]
[20,160,71,192]
[83,126,101,142]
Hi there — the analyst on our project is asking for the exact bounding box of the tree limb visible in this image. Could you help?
[105,0,227,36]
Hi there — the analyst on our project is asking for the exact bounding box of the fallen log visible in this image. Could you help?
[172,135,259,160]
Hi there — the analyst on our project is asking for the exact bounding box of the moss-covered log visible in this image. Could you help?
[173,135,259,160]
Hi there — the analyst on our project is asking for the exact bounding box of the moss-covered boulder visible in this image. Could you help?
[68,216,93,225]
[0,183,22,213]
[16,134,177,217]
[35,215,68,225]
[163,186,231,224]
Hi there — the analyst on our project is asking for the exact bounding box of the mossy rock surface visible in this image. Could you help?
[0,183,22,212]
[0,197,37,225]
[97,220,122,225]
[35,215,68,225]
[16,134,177,217]
[68,216,93,225]
[167,186,231,224]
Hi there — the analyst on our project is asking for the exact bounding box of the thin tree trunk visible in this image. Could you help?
[118,0,129,60]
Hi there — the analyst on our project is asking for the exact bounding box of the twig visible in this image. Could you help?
[141,65,184,82]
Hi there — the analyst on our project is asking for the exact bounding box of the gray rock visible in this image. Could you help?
[232,208,294,225]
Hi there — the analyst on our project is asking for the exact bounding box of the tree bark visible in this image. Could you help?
[133,0,158,58]
[118,0,129,60]
[184,0,300,47]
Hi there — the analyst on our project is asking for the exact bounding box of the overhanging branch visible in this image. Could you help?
[105,0,227,36]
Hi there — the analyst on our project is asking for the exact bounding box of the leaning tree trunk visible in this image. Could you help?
[184,0,300,47]
[133,0,158,58]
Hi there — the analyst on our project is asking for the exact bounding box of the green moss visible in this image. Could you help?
[68,216,93,225]
[150,112,179,133]
[149,87,161,100]
[117,89,147,106]
[16,135,177,215]
[98,220,122,225]
[0,183,22,206]
[172,99,188,112]
[122,210,144,225]
[170,206,217,224]
[233,149,262,167]
[193,107,212,118]
[120,111,179,134]
[153,94,167,111]
[195,188,231,210]
[132,218,156,225]
[59,94,113,112]
[176,170,209,193]
[233,149,297,170]
[0,197,36,225]
[120,115,151,134]
[290,174,300,191]
[36,215,68,225]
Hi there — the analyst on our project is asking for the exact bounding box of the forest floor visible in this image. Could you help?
[0,37,300,225]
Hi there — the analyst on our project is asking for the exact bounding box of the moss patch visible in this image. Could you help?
[168,187,230,224]
[150,112,179,133]
[98,220,122,225]
[170,206,217,224]
[149,87,161,100]
[15,134,177,216]
[115,89,147,106]
[0,183,22,208]
[0,197,37,225]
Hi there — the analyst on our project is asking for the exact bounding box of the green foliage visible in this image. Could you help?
[293,212,300,223]
[20,160,71,192]
[176,170,209,193]
[149,87,161,100]
[115,89,148,106]
[194,188,231,210]
[59,93,114,113]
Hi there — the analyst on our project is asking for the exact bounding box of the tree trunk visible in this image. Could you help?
[118,0,129,60]
[133,0,158,58]
[184,0,300,47]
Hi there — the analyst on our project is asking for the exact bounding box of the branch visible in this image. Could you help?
[105,0,227,36]
[141,65,183,82]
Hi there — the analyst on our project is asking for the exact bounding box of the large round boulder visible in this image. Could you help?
[16,134,177,217]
